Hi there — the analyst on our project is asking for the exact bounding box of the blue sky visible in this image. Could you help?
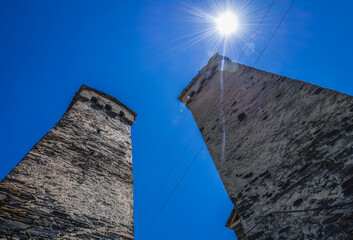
[1,0,353,239]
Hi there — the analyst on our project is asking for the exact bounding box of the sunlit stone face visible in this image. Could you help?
[216,12,239,36]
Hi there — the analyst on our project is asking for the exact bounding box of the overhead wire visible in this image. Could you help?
[238,200,353,239]
[237,0,276,62]
[138,0,296,237]
[253,0,296,66]
[135,109,189,210]
[136,128,199,224]
[139,143,205,240]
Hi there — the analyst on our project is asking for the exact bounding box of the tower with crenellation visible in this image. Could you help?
[0,85,136,239]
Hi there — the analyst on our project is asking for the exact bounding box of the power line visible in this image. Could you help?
[254,0,296,66]
[237,0,276,62]
[135,109,189,210]
[238,200,353,239]
[139,144,205,240]
[136,128,199,224]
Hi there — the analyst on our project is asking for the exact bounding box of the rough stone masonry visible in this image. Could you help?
[178,54,353,240]
[0,85,136,239]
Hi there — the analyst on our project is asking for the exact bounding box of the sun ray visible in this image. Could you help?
[174,0,262,62]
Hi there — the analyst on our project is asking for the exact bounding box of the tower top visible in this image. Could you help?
[178,53,232,105]
[0,84,135,239]
[178,54,353,239]
[67,84,137,126]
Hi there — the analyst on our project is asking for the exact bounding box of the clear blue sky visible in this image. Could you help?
[1,1,353,239]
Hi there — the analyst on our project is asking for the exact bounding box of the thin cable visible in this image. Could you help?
[253,0,296,66]
[237,0,276,62]
[139,144,205,240]
[239,200,353,238]
[135,109,189,210]
[136,128,199,223]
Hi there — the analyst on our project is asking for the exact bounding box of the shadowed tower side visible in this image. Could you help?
[0,85,136,239]
[178,54,353,240]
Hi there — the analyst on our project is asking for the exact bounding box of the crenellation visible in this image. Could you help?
[67,85,136,126]
[0,85,136,239]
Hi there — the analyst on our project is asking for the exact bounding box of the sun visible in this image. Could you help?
[215,11,239,36]
[176,1,251,57]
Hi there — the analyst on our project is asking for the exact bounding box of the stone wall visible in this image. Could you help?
[0,85,136,239]
[178,54,353,240]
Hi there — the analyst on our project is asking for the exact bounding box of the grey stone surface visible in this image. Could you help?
[0,85,136,239]
[178,54,353,240]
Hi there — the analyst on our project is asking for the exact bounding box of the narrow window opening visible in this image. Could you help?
[105,104,112,111]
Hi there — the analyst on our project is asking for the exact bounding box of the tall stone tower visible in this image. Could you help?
[0,85,136,239]
[178,54,353,240]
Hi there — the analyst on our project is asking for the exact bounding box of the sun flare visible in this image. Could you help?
[216,12,239,36]
[176,0,254,59]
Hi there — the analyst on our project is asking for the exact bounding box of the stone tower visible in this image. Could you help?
[0,85,136,239]
[178,54,353,240]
